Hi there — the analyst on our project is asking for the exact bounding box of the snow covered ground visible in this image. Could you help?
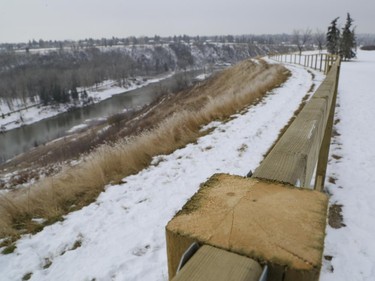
[0,62,322,280]
[0,73,174,132]
[320,50,375,281]
[1,50,374,281]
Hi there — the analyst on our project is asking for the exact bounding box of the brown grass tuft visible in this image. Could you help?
[0,59,289,239]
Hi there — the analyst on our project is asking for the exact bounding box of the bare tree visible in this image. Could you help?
[293,28,312,55]
[314,29,326,53]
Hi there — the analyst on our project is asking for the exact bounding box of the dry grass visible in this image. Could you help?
[0,59,289,240]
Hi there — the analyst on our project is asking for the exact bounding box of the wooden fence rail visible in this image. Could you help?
[254,54,341,189]
[166,53,341,281]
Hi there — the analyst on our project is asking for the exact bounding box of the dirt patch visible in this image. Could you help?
[324,255,334,272]
[331,154,342,160]
[332,128,341,137]
[328,204,346,229]
[328,177,337,184]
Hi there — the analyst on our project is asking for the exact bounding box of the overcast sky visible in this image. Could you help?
[0,0,374,43]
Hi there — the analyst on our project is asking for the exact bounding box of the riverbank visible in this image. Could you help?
[0,72,175,133]
[1,69,215,196]
[0,68,213,167]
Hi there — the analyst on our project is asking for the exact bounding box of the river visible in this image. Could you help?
[0,70,203,164]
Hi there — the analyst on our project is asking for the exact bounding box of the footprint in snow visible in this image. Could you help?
[132,245,151,256]
[137,198,148,204]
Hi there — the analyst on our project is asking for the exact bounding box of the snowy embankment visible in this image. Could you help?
[0,73,174,132]
[320,50,375,281]
[0,63,322,280]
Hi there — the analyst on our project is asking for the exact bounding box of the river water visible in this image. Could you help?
[0,71,203,164]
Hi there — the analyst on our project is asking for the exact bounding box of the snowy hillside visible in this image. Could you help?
[0,60,323,280]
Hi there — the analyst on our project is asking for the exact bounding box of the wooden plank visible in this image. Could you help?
[315,61,341,191]
[166,231,197,279]
[166,174,328,281]
[253,60,340,187]
[172,245,262,281]
[253,98,328,187]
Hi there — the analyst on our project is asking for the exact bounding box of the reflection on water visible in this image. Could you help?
[0,71,202,164]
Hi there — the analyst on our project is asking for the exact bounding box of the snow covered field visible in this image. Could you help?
[320,50,375,281]
[1,50,374,281]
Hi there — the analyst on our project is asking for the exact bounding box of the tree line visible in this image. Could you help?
[1,34,300,53]
[0,46,176,107]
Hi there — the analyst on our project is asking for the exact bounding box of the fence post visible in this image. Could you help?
[319,54,322,72]
[324,55,329,74]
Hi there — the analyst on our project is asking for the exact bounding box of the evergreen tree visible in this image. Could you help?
[71,87,79,100]
[52,84,62,103]
[61,89,70,103]
[326,17,340,54]
[80,90,88,100]
[340,13,356,60]
[39,86,50,106]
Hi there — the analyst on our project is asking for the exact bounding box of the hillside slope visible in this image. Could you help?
[0,61,322,280]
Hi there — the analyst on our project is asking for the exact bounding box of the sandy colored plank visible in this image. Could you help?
[253,98,328,187]
[253,62,340,187]
[172,245,262,281]
[166,174,328,280]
